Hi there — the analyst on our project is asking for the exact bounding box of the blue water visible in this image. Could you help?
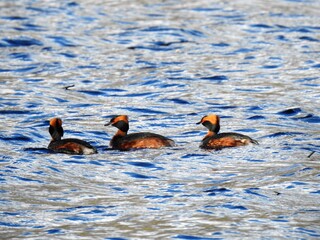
[0,0,319,239]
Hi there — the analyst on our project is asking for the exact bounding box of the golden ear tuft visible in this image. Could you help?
[50,118,62,127]
[199,114,219,124]
[115,115,128,123]
[206,114,219,124]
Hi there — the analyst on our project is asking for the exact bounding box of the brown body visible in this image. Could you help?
[48,118,97,155]
[105,115,175,151]
[197,115,258,150]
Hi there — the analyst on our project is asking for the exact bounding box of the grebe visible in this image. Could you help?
[197,114,258,150]
[48,118,97,155]
[104,115,175,150]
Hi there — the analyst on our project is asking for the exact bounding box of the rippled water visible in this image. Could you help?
[1,0,319,239]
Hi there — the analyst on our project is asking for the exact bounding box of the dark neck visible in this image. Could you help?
[212,124,220,134]
[49,126,63,141]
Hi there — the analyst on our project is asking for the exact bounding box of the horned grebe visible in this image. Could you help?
[197,114,258,150]
[48,118,97,155]
[105,115,175,150]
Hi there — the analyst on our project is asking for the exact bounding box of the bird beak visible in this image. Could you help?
[104,121,112,126]
[196,121,202,125]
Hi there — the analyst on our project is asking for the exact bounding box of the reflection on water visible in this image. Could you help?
[0,0,319,239]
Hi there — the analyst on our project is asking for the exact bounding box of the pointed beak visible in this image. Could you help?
[104,121,113,126]
[196,121,202,125]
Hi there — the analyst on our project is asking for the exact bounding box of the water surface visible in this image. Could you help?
[0,0,319,239]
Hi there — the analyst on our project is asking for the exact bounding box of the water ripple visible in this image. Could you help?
[1,0,319,239]
[2,38,42,48]
[124,172,158,179]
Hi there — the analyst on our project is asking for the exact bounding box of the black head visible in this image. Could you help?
[104,115,129,133]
